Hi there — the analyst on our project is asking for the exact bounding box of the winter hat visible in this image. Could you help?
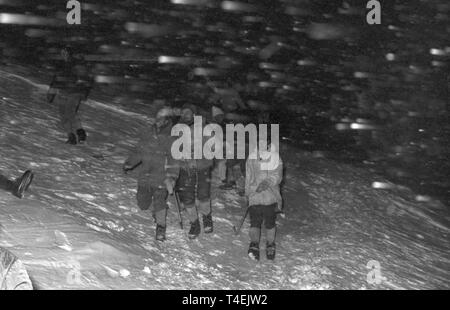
[212,105,224,118]
[248,143,280,171]
[155,106,173,119]
[61,45,75,60]
[181,103,198,115]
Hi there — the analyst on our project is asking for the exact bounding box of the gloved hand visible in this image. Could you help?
[276,202,286,219]
[256,179,271,193]
[164,178,176,195]
[122,162,135,174]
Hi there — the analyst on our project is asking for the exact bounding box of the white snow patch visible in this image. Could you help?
[73,193,96,201]
[102,265,120,278]
[208,250,226,256]
[119,269,130,278]
[86,223,111,234]
[143,266,151,274]
[85,99,152,122]
[54,193,77,200]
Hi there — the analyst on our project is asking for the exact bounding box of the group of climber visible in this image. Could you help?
[122,103,284,261]
[2,47,284,262]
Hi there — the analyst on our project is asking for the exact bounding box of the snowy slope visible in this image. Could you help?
[0,66,449,290]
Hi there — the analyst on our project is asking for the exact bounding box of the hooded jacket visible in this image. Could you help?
[245,144,283,209]
[124,122,179,188]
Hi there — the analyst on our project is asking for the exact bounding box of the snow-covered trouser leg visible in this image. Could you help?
[217,159,227,182]
[226,163,235,183]
[248,206,262,244]
[57,95,75,134]
[232,163,245,195]
[57,94,82,136]
[72,113,82,135]
[177,167,212,238]
[197,168,213,233]
[185,205,199,222]
[199,200,213,234]
[137,184,168,229]
[177,168,196,208]
[177,167,212,217]
[184,204,201,239]
[136,184,153,211]
[196,167,212,216]
[151,187,168,227]
[249,227,261,244]
[177,175,200,238]
[198,200,211,216]
[266,228,276,245]
[262,204,277,246]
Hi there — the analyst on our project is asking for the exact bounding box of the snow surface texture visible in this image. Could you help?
[0,66,449,289]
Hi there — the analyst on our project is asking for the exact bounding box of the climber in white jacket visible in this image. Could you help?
[245,143,283,261]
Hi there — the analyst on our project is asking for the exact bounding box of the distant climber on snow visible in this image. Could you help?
[47,46,92,145]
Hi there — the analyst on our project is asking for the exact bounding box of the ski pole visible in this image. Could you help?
[173,191,184,230]
[123,161,142,174]
[75,97,83,114]
[47,74,57,103]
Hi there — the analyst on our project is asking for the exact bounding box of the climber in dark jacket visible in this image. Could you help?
[47,47,92,145]
[123,107,179,242]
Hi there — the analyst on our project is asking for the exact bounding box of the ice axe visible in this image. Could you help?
[233,198,250,236]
